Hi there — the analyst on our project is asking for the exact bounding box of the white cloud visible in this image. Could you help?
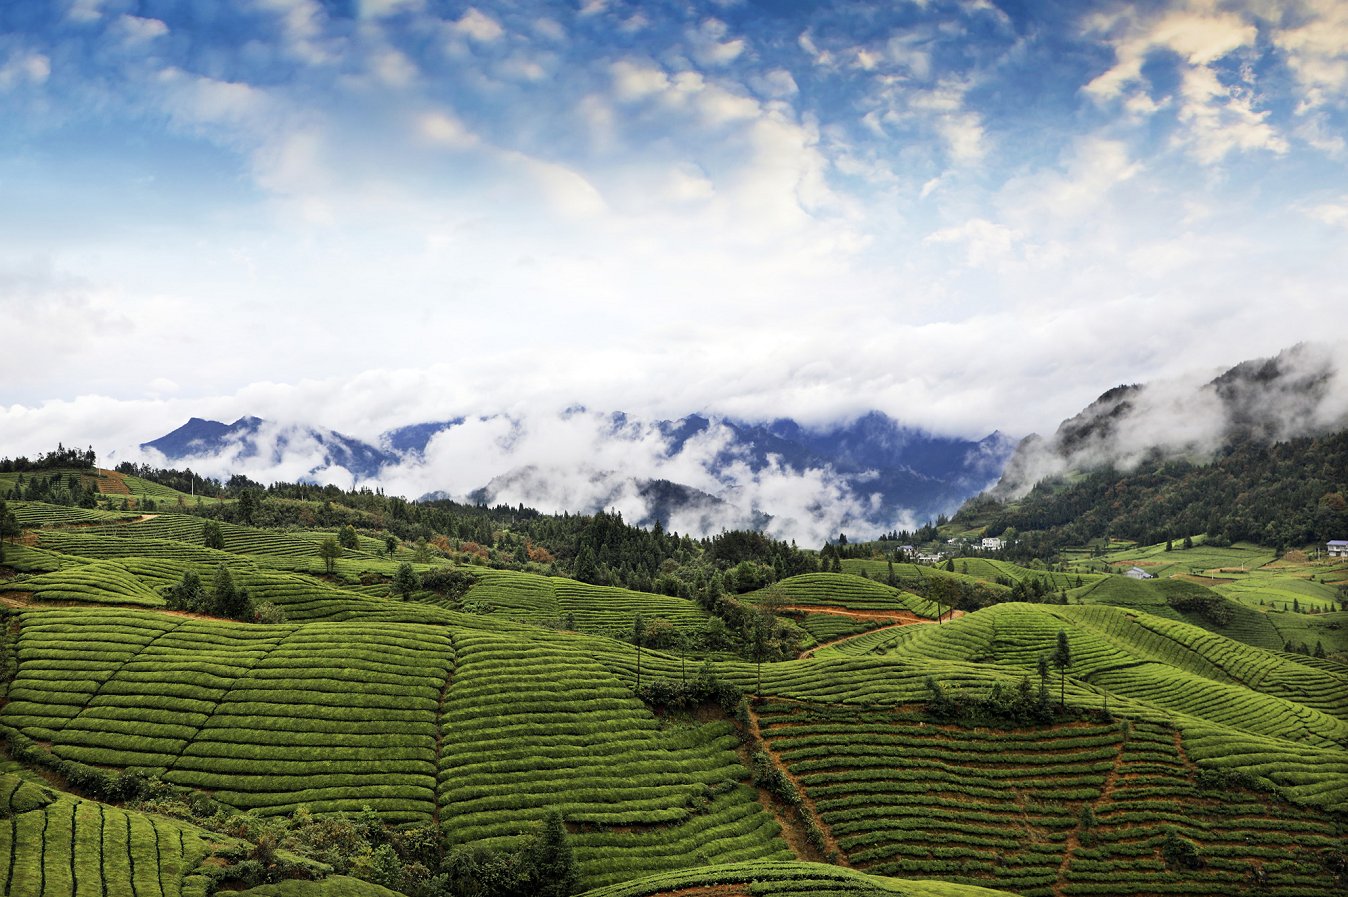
[452,7,505,43]
[753,68,799,98]
[1081,2,1287,165]
[66,0,106,23]
[611,59,670,101]
[1170,63,1288,163]
[1303,196,1348,226]
[0,50,51,90]
[358,0,424,18]
[418,109,479,149]
[1273,0,1348,112]
[369,48,418,87]
[925,218,1020,267]
[118,15,169,43]
[251,0,334,65]
[688,18,747,68]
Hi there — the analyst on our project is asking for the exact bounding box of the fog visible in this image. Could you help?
[995,343,1348,496]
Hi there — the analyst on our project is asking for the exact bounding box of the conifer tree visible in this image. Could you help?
[1052,629,1073,708]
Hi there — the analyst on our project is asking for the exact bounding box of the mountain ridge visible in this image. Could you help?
[139,409,1015,540]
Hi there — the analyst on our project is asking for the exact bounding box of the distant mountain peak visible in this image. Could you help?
[141,408,1015,541]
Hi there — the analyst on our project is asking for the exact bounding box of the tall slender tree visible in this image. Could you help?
[1052,629,1073,708]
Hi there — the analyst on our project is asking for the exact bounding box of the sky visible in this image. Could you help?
[3,0,1348,459]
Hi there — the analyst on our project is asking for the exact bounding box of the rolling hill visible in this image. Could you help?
[1,469,1345,897]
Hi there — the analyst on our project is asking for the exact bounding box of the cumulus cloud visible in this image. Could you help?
[4,0,1348,522]
[1082,1,1289,164]
[688,18,747,68]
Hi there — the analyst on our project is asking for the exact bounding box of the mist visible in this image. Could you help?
[130,408,922,546]
[995,342,1348,497]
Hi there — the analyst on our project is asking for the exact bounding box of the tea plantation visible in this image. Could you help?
[0,491,1344,897]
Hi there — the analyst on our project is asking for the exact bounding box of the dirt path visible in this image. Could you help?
[789,605,964,659]
[1052,732,1127,897]
[780,604,964,622]
[744,702,850,866]
[800,620,915,659]
[129,514,160,523]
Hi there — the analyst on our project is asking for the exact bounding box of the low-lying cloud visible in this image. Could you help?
[995,342,1348,497]
[125,408,916,546]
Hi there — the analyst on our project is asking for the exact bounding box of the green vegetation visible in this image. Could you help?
[2,449,1346,897]
[958,429,1348,551]
[577,860,1021,896]
[0,770,240,897]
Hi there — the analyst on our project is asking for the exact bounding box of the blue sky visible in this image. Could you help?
[2,0,1347,454]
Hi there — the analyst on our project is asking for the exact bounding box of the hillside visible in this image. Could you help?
[0,472,1345,897]
[963,430,1348,552]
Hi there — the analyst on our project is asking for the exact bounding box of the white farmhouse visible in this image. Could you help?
[981,537,1003,551]
[1124,566,1154,579]
[1328,540,1348,557]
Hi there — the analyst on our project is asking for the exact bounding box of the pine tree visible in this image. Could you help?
[210,564,250,620]
[1052,630,1072,709]
[528,810,578,897]
[165,571,205,612]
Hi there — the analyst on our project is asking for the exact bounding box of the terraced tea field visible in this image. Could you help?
[3,609,453,821]
[457,568,712,637]
[748,573,942,616]
[2,498,1346,897]
[440,631,789,887]
[755,703,1346,897]
[0,771,234,897]
[577,860,1021,896]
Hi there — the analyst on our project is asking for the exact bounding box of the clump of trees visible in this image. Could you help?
[4,471,98,508]
[0,443,96,473]
[925,674,1056,725]
[163,565,281,623]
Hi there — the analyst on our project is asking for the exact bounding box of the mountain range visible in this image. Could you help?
[139,344,1347,543]
[141,411,1015,540]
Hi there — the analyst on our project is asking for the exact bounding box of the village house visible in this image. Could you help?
[981,537,1003,551]
[1125,566,1154,579]
[1328,540,1348,557]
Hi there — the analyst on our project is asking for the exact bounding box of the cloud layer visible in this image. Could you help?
[0,0,1346,477]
